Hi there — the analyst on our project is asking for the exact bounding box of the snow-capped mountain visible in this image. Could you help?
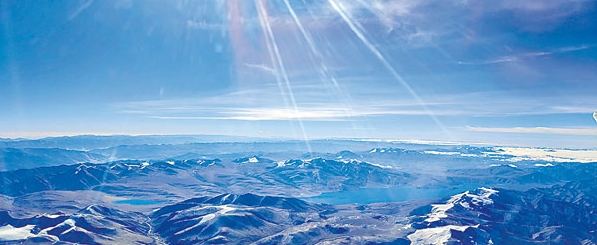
[409,181,597,244]
[0,205,155,244]
[0,136,596,244]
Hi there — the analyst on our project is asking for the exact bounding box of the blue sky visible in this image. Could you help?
[1,0,596,148]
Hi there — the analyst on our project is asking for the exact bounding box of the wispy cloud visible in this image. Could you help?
[115,88,594,123]
[68,0,94,20]
[186,20,225,30]
[244,63,276,74]
[462,0,593,32]
[466,126,597,136]
[0,131,142,139]
[457,45,593,65]
[495,0,590,12]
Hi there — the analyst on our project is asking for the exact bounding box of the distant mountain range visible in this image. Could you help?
[0,136,596,244]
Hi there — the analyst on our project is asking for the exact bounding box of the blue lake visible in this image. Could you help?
[113,199,162,205]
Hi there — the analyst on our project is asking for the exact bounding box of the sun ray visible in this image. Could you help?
[255,0,312,153]
[327,0,452,139]
[281,0,364,135]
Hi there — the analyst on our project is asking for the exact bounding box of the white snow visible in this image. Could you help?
[385,139,462,145]
[408,225,478,245]
[276,161,286,168]
[468,188,498,206]
[197,160,215,167]
[248,157,259,163]
[198,205,237,226]
[424,150,477,158]
[491,147,597,163]
[166,161,175,165]
[368,148,407,154]
[46,218,92,238]
[339,159,393,169]
[425,203,454,222]
[42,213,61,219]
[460,153,478,157]
[424,151,459,156]
[59,219,77,235]
[489,163,517,168]
[172,205,239,236]
[534,163,555,167]
[425,188,498,222]
[366,162,393,169]
[0,225,36,241]
[425,192,465,222]
[74,165,84,175]
[35,219,77,241]
[208,235,227,241]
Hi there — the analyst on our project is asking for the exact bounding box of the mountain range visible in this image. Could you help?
[0,135,596,244]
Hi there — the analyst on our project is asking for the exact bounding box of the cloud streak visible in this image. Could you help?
[114,88,595,123]
[68,0,94,20]
[467,126,597,136]
[457,45,594,65]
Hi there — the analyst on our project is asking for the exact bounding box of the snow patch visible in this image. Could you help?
[0,224,35,241]
[534,163,555,167]
[42,213,61,219]
[425,203,454,223]
[491,147,597,163]
[61,219,77,230]
[166,161,175,165]
[368,148,404,154]
[425,192,465,222]
[408,225,478,245]
[198,205,237,225]
[469,188,498,206]
[425,188,498,222]
[365,162,393,169]
[248,157,259,163]
[424,150,478,158]
[172,205,240,236]
[339,159,393,169]
[385,139,462,145]
[489,163,517,168]
[424,151,459,156]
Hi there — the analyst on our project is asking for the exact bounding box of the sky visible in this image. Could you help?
[1,0,596,148]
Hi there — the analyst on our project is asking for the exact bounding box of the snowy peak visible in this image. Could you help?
[334,150,361,159]
[0,205,152,244]
[425,188,498,223]
[407,188,501,244]
[278,158,392,170]
[150,193,334,244]
[368,148,407,154]
[409,182,597,244]
[206,193,310,210]
[233,156,274,164]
